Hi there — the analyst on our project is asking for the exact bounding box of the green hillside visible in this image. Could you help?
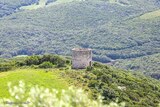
[114,53,160,79]
[140,9,160,20]
[0,55,160,106]
[0,68,69,98]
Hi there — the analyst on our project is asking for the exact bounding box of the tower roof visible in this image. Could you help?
[72,48,92,51]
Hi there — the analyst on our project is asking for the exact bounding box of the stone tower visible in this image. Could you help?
[72,48,92,69]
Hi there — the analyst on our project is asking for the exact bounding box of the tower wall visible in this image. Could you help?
[72,48,92,69]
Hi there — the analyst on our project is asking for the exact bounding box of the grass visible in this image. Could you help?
[0,68,70,98]
[20,0,46,10]
[108,0,128,6]
[140,9,160,20]
[20,0,83,10]
[109,0,116,3]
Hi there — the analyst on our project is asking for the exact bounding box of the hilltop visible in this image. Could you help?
[0,55,160,106]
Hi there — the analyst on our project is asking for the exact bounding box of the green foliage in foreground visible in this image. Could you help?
[0,81,125,107]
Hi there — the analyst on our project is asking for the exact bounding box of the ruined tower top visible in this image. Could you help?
[72,48,92,51]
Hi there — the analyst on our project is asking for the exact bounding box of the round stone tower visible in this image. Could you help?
[72,48,92,69]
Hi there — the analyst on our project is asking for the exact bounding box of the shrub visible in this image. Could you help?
[88,80,99,88]
[39,62,53,68]
[86,66,94,71]
[16,61,26,67]
[0,81,125,107]
[25,56,40,65]
[93,62,105,68]
[40,54,55,64]
[0,63,13,72]
[66,60,70,65]
[55,57,66,68]
[24,55,67,68]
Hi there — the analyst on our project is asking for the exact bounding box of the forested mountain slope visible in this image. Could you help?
[0,0,160,78]
[114,53,160,79]
[0,0,39,17]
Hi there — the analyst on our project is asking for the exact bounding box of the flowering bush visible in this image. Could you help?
[0,81,125,107]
